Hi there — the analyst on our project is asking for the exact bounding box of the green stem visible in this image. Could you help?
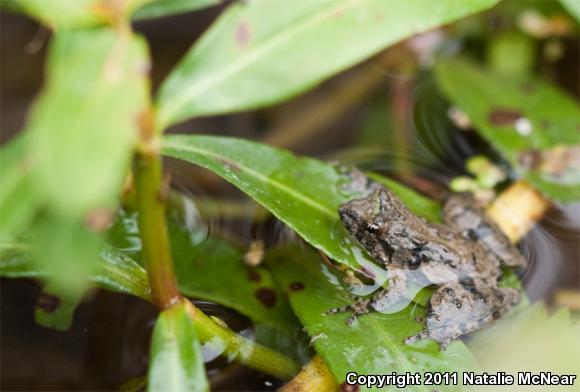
[133,110,298,378]
[134,150,180,309]
[184,300,300,380]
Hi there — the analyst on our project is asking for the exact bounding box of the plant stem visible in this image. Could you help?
[184,300,299,380]
[134,148,181,309]
[133,113,299,379]
[279,355,337,392]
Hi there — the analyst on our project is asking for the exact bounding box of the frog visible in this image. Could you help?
[326,179,525,350]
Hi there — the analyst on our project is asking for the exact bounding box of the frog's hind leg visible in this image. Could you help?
[324,298,371,325]
[405,282,520,351]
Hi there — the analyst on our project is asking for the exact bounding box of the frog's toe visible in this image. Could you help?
[438,338,452,351]
[323,299,370,325]
[405,330,428,345]
[405,331,451,351]
[323,304,351,316]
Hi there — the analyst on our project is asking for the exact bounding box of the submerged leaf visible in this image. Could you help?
[156,0,500,126]
[162,135,438,275]
[267,245,477,390]
[148,301,208,392]
[435,58,580,202]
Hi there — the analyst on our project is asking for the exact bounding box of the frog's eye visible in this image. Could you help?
[365,223,378,233]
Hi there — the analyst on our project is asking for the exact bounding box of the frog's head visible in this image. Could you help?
[338,189,391,236]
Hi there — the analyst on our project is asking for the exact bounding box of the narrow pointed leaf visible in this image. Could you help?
[148,301,208,392]
[157,0,500,126]
[267,245,477,390]
[435,58,580,202]
[560,0,580,21]
[133,0,220,20]
[162,135,438,273]
[0,244,152,302]
[27,28,149,217]
[10,0,149,29]
[29,214,101,295]
[0,134,41,243]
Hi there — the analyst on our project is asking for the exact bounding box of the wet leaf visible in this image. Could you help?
[156,0,500,127]
[162,135,439,273]
[0,244,152,302]
[171,226,299,333]
[148,301,208,392]
[27,28,149,217]
[34,283,83,331]
[266,245,477,390]
[10,0,149,28]
[134,0,219,20]
[107,207,299,333]
[435,58,580,202]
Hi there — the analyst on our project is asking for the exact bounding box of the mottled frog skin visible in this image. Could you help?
[327,181,525,350]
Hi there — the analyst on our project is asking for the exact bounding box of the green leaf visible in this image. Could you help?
[0,134,41,243]
[560,0,580,21]
[133,0,219,20]
[107,206,299,333]
[156,0,500,127]
[12,0,149,29]
[367,172,441,223]
[469,303,580,378]
[0,244,152,302]
[435,58,580,202]
[29,214,101,295]
[148,301,208,392]
[26,28,149,217]
[97,244,152,301]
[34,282,84,331]
[487,31,535,76]
[266,245,477,389]
[162,135,437,275]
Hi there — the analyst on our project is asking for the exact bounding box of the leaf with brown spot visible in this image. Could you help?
[255,287,277,308]
[157,0,500,127]
[107,206,298,333]
[488,108,522,126]
[288,282,305,292]
[247,269,262,283]
[267,245,477,390]
[436,58,580,202]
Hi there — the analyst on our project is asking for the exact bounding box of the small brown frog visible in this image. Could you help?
[327,181,525,350]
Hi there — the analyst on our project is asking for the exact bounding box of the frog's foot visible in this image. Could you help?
[405,329,453,351]
[324,298,371,325]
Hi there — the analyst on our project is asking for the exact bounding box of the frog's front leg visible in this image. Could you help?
[405,282,520,350]
[325,266,408,325]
